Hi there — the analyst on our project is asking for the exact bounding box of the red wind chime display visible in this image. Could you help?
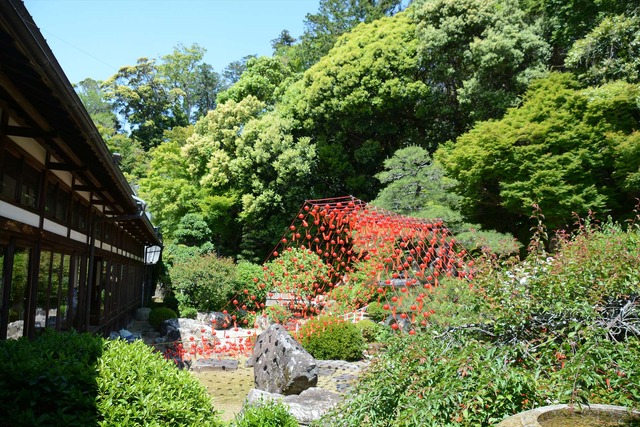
[240,196,475,333]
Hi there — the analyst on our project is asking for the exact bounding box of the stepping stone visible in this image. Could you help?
[318,367,337,376]
[191,358,239,372]
[334,373,359,382]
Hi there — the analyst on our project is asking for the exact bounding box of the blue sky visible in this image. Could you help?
[23,0,320,84]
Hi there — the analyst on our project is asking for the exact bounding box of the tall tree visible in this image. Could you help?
[519,0,638,65]
[565,13,640,85]
[103,45,220,149]
[372,146,520,255]
[231,111,317,261]
[283,12,431,200]
[193,63,222,118]
[437,73,640,235]
[75,78,118,132]
[412,0,550,124]
[373,146,461,219]
[216,56,294,106]
[271,29,297,56]
[137,140,199,241]
[221,55,256,87]
[292,0,404,70]
[103,57,185,149]
[75,78,145,180]
[160,43,221,122]
[183,96,266,183]
[182,97,316,260]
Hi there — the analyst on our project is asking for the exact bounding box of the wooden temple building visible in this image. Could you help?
[0,0,162,339]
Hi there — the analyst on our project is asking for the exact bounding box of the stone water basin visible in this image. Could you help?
[497,404,640,427]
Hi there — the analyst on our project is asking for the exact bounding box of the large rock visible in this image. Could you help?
[245,387,343,426]
[161,318,218,344]
[161,318,201,338]
[197,311,234,330]
[252,324,318,395]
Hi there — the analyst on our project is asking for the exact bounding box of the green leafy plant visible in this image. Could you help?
[264,305,290,325]
[169,253,237,312]
[149,306,178,331]
[0,330,223,427]
[297,315,365,361]
[97,339,221,426]
[319,218,640,426]
[327,282,374,315]
[263,248,330,301]
[365,301,387,323]
[231,399,298,427]
[162,294,180,314]
[234,261,268,313]
[355,319,384,343]
[0,330,103,426]
[180,306,198,319]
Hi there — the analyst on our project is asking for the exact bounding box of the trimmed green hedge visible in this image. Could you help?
[298,315,365,361]
[0,330,222,427]
[97,339,221,426]
[0,330,102,426]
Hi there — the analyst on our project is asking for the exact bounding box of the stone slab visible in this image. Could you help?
[191,358,239,372]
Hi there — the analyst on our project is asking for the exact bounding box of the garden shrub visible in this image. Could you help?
[328,282,373,314]
[355,318,384,343]
[323,334,540,426]
[181,306,198,319]
[231,399,298,427]
[0,330,223,427]
[0,330,103,426]
[235,261,268,313]
[263,248,330,302]
[162,294,180,313]
[169,253,237,312]
[97,339,221,426]
[149,306,178,330]
[297,315,365,361]
[365,301,387,322]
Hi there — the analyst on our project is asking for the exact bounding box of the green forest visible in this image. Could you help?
[75,0,640,262]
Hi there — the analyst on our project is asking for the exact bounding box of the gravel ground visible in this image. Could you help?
[126,319,368,423]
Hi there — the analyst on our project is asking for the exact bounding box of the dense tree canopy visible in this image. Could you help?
[216,56,294,106]
[519,0,639,64]
[437,73,640,234]
[74,0,640,258]
[372,146,461,219]
[372,146,521,255]
[565,13,640,85]
[285,0,404,70]
[285,12,430,200]
[75,78,145,180]
[412,0,550,124]
[138,139,199,241]
[103,44,221,149]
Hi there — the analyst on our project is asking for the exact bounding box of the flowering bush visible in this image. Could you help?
[318,218,640,426]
